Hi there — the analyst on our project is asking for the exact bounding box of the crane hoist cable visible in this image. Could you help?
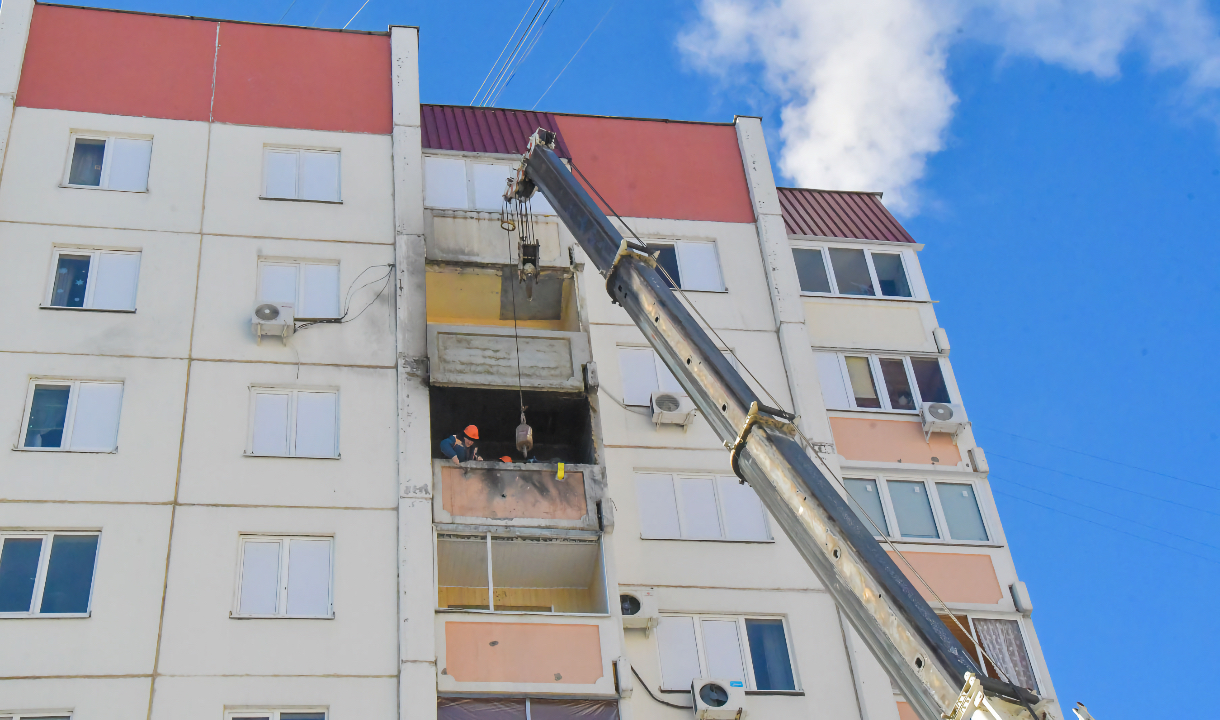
[501,185,536,458]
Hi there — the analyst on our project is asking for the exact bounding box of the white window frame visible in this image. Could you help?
[42,247,141,312]
[0,713,74,720]
[261,146,342,203]
[256,258,342,320]
[657,614,799,692]
[617,346,738,407]
[821,353,951,413]
[0,531,101,618]
[947,612,1043,695]
[845,476,994,545]
[232,535,335,619]
[646,239,726,292]
[245,387,340,459]
[226,710,328,720]
[635,472,772,542]
[18,379,124,453]
[423,153,558,215]
[61,132,153,192]
[791,241,918,299]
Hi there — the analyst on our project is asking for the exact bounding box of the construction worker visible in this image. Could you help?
[440,425,482,465]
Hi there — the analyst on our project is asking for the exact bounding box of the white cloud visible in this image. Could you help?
[680,0,1220,215]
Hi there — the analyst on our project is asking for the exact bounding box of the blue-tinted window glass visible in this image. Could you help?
[281,715,326,720]
[69,138,106,186]
[51,254,91,307]
[890,481,939,539]
[653,245,681,288]
[872,253,912,297]
[792,248,831,293]
[936,484,988,541]
[745,619,796,690]
[844,478,889,536]
[911,358,951,403]
[24,384,71,448]
[39,534,99,613]
[0,537,43,612]
[828,248,874,295]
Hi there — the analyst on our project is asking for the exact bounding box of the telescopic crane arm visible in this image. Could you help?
[505,129,1058,720]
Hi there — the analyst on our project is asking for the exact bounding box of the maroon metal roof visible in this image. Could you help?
[778,187,915,243]
[421,104,572,158]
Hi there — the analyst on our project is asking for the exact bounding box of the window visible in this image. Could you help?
[263,147,341,202]
[64,134,152,191]
[0,532,100,616]
[258,260,340,319]
[814,352,950,412]
[657,614,797,691]
[44,248,140,311]
[940,614,1039,693]
[248,388,339,458]
[235,536,333,618]
[648,240,723,291]
[423,155,556,214]
[617,347,738,406]
[437,698,618,720]
[228,711,326,720]
[20,380,123,452]
[635,473,771,541]
[791,245,913,298]
[842,477,990,542]
[436,534,607,614]
[0,715,71,720]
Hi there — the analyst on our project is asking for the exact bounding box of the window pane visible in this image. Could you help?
[264,150,298,199]
[702,619,747,685]
[635,474,681,538]
[657,616,702,690]
[251,393,290,456]
[436,536,489,609]
[239,540,281,615]
[300,150,340,201]
[844,478,889,536]
[0,537,43,612]
[911,358,951,404]
[50,254,91,308]
[529,188,556,216]
[746,618,796,690]
[936,484,988,541]
[618,348,659,406]
[424,156,468,208]
[438,697,526,720]
[718,477,769,540]
[879,359,916,411]
[281,715,327,720]
[653,352,682,393]
[92,252,141,310]
[872,252,912,297]
[828,248,875,295]
[677,242,723,291]
[68,138,106,186]
[294,392,338,458]
[652,245,681,288]
[106,138,152,191]
[39,534,99,613]
[471,162,512,211]
[814,352,850,409]
[844,357,881,409]
[69,382,123,451]
[286,539,331,616]
[259,263,299,305]
[678,477,723,539]
[24,384,71,448]
[973,618,1038,693]
[792,248,831,293]
[889,481,939,538]
[300,264,340,318]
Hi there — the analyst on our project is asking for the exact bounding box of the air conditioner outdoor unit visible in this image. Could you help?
[252,302,295,345]
[691,678,747,719]
[619,588,659,634]
[920,401,968,441]
[651,390,698,428]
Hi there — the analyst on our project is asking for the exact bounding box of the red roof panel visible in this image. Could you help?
[421,105,572,158]
[778,187,915,243]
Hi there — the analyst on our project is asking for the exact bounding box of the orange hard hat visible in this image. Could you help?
[463,425,479,440]
[500,456,513,463]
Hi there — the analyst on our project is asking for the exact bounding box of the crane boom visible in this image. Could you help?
[506,130,1055,720]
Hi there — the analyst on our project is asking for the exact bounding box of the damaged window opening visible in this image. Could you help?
[436,534,608,614]
[430,386,594,465]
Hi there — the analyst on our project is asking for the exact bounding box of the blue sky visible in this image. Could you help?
[36,0,1220,716]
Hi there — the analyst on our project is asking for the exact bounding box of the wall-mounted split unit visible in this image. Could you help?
[252,302,295,345]
[920,401,968,441]
[619,588,659,635]
[651,390,698,428]
[691,677,748,719]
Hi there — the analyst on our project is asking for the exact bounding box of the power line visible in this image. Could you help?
[475,0,551,106]
[277,0,301,22]
[987,451,1220,518]
[993,490,1220,566]
[489,0,567,106]
[471,1,540,105]
[977,424,1220,492]
[343,0,372,29]
[533,3,613,109]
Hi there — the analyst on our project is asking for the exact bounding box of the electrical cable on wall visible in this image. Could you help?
[630,665,692,710]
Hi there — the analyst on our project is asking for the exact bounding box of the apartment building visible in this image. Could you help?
[0,3,1057,720]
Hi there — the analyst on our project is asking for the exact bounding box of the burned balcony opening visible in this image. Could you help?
[430,386,594,465]
[437,534,608,614]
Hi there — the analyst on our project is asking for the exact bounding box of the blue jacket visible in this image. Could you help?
[440,435,475,462]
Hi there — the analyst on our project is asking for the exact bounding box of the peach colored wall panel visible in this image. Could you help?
[441,466,587,521]
[445,622,603,684]
[896,701,918,720]
[212,23,391,134]
[829,417,961,465]
[885,551,1003,604]
[16,5,216,121]
[553,115,755,223]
